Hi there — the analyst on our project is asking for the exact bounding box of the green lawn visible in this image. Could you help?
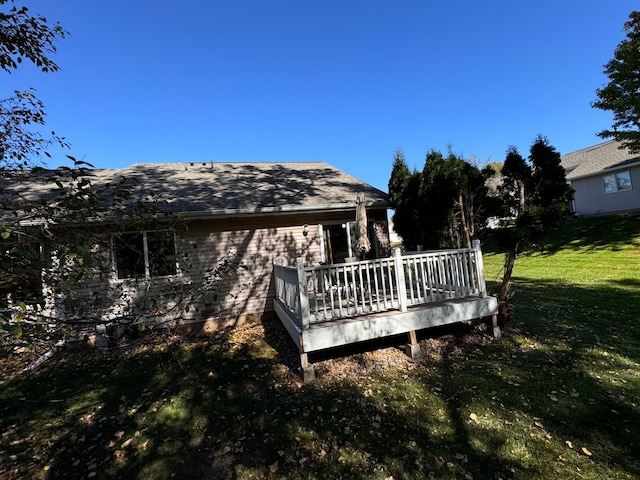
[1,213,639,479]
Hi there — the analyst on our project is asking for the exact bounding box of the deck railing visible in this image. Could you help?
[273,240,488,329]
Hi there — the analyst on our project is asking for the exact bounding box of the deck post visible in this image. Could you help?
[296,258,311,329]
[472,240,487,297]
[393,248,408,312]
[300,352,316,382]
[491,314,502,338]
[405,330,422,360]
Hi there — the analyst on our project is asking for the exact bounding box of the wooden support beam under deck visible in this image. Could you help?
[405,330,422,360]
[300,296,498,353]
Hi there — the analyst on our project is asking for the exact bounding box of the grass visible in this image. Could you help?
[1,213,639,479]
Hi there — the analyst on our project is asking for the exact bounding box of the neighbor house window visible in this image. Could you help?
[113,230,177,280]
[603,171,632,194]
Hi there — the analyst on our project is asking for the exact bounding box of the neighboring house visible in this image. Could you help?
[561,140,640,216]
[387,219,402,245]
[2,162,390,332]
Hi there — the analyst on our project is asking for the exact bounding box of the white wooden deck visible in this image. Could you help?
[273,241,499,380]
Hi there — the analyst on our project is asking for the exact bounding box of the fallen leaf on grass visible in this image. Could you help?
[269,461,278,473]
[559,455,567,462]
[469,413,479,424]
[121,438,133,448]
[570,389,580,398]
[581,447,592,457]
[565,440,573,448]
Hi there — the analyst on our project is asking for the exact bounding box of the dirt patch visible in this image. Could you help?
[1,317,498,383]
[260,316,498,382]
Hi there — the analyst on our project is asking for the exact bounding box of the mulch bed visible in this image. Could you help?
[259,315,497,381]
[0,316,498,382]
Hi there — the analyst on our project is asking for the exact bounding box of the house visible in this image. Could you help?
[1,161,390,333]
[3,161,501,378]
[561,140,640,216]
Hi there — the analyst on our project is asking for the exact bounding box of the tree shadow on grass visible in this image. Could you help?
[0,327,526,480]
[481,213,640,257]
[1,274,639,480]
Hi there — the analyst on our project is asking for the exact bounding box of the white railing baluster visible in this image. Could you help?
[276,243,490,326]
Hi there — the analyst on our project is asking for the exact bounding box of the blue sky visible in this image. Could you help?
[5,1,633,192]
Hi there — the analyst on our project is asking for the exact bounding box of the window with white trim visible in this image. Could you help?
[603,171,632,194]
[113,230,177,280]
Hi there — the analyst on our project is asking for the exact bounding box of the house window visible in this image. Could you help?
[0,232,43,307]
[113,230,177,280]
[603,171,632,194]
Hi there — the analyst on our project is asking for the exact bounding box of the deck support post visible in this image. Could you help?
[491,314,502,338]
[300,352,315,382]
[405,330,422,360]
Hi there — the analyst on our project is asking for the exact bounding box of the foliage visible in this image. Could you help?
[388,148,494,250]
[0,0,67,73]
[497,136,573,247]
[0,2,243,346]
[1,162,244,345]
[0,89,69,167]
[420,149,491,248]
[494,136,573,322]
[1,213,639,479]
[0,0,68,168]
[592,11,640,152]
[1,160,153,341]
[387,149,423,249]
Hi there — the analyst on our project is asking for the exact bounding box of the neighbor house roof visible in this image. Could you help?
[561,140,640,181]
[3,161,388,222]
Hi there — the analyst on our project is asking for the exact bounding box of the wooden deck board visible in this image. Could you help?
[274,295,498,354]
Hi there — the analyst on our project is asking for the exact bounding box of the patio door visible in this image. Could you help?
[321,223,355,264]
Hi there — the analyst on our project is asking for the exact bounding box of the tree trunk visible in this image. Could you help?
[518,182,526,215]
[459,193,472,248]
[498,243,518,325]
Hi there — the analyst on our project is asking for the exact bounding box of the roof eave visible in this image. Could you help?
[12,201,389,226]
[172,200,389,220]
[566,159,640,181]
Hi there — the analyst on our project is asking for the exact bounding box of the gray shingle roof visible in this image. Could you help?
[4,161,388,219]
[561,140,640,180]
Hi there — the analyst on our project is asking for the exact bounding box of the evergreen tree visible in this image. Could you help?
[388,149,422,249]
[593,11,640,152]
[495,136,573,323]
[388,148,494,250]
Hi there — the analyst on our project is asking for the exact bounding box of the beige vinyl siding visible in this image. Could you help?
[178,215,324,323]
[43,208,388,328]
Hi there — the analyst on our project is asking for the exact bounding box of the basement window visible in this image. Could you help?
[113,230,177,280]
[603,171,632,194]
